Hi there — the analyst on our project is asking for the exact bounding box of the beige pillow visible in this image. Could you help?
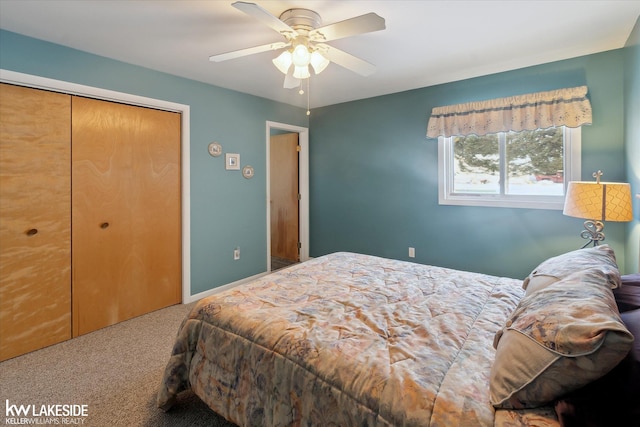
[522,245,621,296]
[522,274,559,296]
[491,269,633,409]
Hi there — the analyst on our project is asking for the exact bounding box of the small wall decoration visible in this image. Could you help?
[208,141,222,157]
[242,165,254,179]
[226,153,240,170]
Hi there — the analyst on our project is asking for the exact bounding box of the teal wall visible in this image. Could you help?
[1,26,636,293]
[625,16,640,273]
[309,49,630,277]
[0,30,308,296]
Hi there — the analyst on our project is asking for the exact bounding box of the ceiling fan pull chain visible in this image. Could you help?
[306,78,311,116]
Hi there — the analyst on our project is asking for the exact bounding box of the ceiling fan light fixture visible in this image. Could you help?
[291,43,311,67]
[310,50,329,74]
[293,65,310,79]
[272,50,292,74]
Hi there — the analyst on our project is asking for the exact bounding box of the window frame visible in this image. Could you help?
[437,127,581,210]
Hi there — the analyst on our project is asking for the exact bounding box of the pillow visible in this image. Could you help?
[522,274,559,296]
[613,274,640,313]
[522,245,621,296]
[620,308,640,363]
[553,352,640,427]
[490,268,633,409]
[554,308,640,427]
[621,273,640,287]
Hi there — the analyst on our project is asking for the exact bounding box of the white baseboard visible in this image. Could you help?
[183,271,270,304]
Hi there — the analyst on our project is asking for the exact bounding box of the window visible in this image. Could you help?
[438,126,581,209]
[427,86,591,210]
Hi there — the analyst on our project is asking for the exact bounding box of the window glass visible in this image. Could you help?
[438,126,581,210]
[453,134,499,195]
[506,128,564,196]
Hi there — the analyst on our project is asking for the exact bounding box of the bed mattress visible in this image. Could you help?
[158,252,558,426]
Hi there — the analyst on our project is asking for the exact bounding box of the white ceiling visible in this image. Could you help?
[1,0,639,109]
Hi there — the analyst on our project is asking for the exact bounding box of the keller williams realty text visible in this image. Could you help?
[5,418,86,425]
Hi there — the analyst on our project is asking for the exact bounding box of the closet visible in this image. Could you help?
[0,83,181,361]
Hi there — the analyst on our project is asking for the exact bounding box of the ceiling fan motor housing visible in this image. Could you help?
[279,8,322,37]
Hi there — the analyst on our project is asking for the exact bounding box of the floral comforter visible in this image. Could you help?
[158,252,558,426]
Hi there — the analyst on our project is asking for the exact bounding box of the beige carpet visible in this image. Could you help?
[0,302,237,426]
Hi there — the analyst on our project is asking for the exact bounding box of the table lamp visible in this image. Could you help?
[563,170,633,248]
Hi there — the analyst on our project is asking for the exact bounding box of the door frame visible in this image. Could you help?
[266,121,309,271]
[0,69,192,304]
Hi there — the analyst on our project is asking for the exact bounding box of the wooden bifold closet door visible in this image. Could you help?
[0,84,72,361]
[71,96,181,336]
[1,83,182,362]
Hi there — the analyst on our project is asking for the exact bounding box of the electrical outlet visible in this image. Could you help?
[234,247,240,260]
[408,247,415,258]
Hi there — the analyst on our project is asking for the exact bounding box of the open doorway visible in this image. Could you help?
[266,121,309,272]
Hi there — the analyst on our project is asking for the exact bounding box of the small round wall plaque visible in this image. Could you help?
[242,165,254,179]
[208,141,222,157]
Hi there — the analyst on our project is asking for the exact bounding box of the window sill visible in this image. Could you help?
[438,194,565,210]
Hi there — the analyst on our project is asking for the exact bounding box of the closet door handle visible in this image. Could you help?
[100,222,110,229]
[25,228,38,236]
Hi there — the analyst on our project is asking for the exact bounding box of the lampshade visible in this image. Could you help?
[310,51,329,74]
[563,181,633,222]
[291,44,311,67]
[272,51,292,74]
[293,65,310,79]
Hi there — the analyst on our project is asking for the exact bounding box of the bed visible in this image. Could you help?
[157,247,639,426]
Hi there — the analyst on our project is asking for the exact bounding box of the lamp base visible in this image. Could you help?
[579,220,605,248]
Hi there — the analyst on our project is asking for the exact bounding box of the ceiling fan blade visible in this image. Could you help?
[209,41,289,62]
[316,44,376,76]
[283,71,301,89]
[309,13,385,42]
[232,1,297,38]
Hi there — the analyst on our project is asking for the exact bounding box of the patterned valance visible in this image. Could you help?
[426,86,592,138]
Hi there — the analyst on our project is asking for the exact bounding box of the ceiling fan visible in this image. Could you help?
[209,2,386,89]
